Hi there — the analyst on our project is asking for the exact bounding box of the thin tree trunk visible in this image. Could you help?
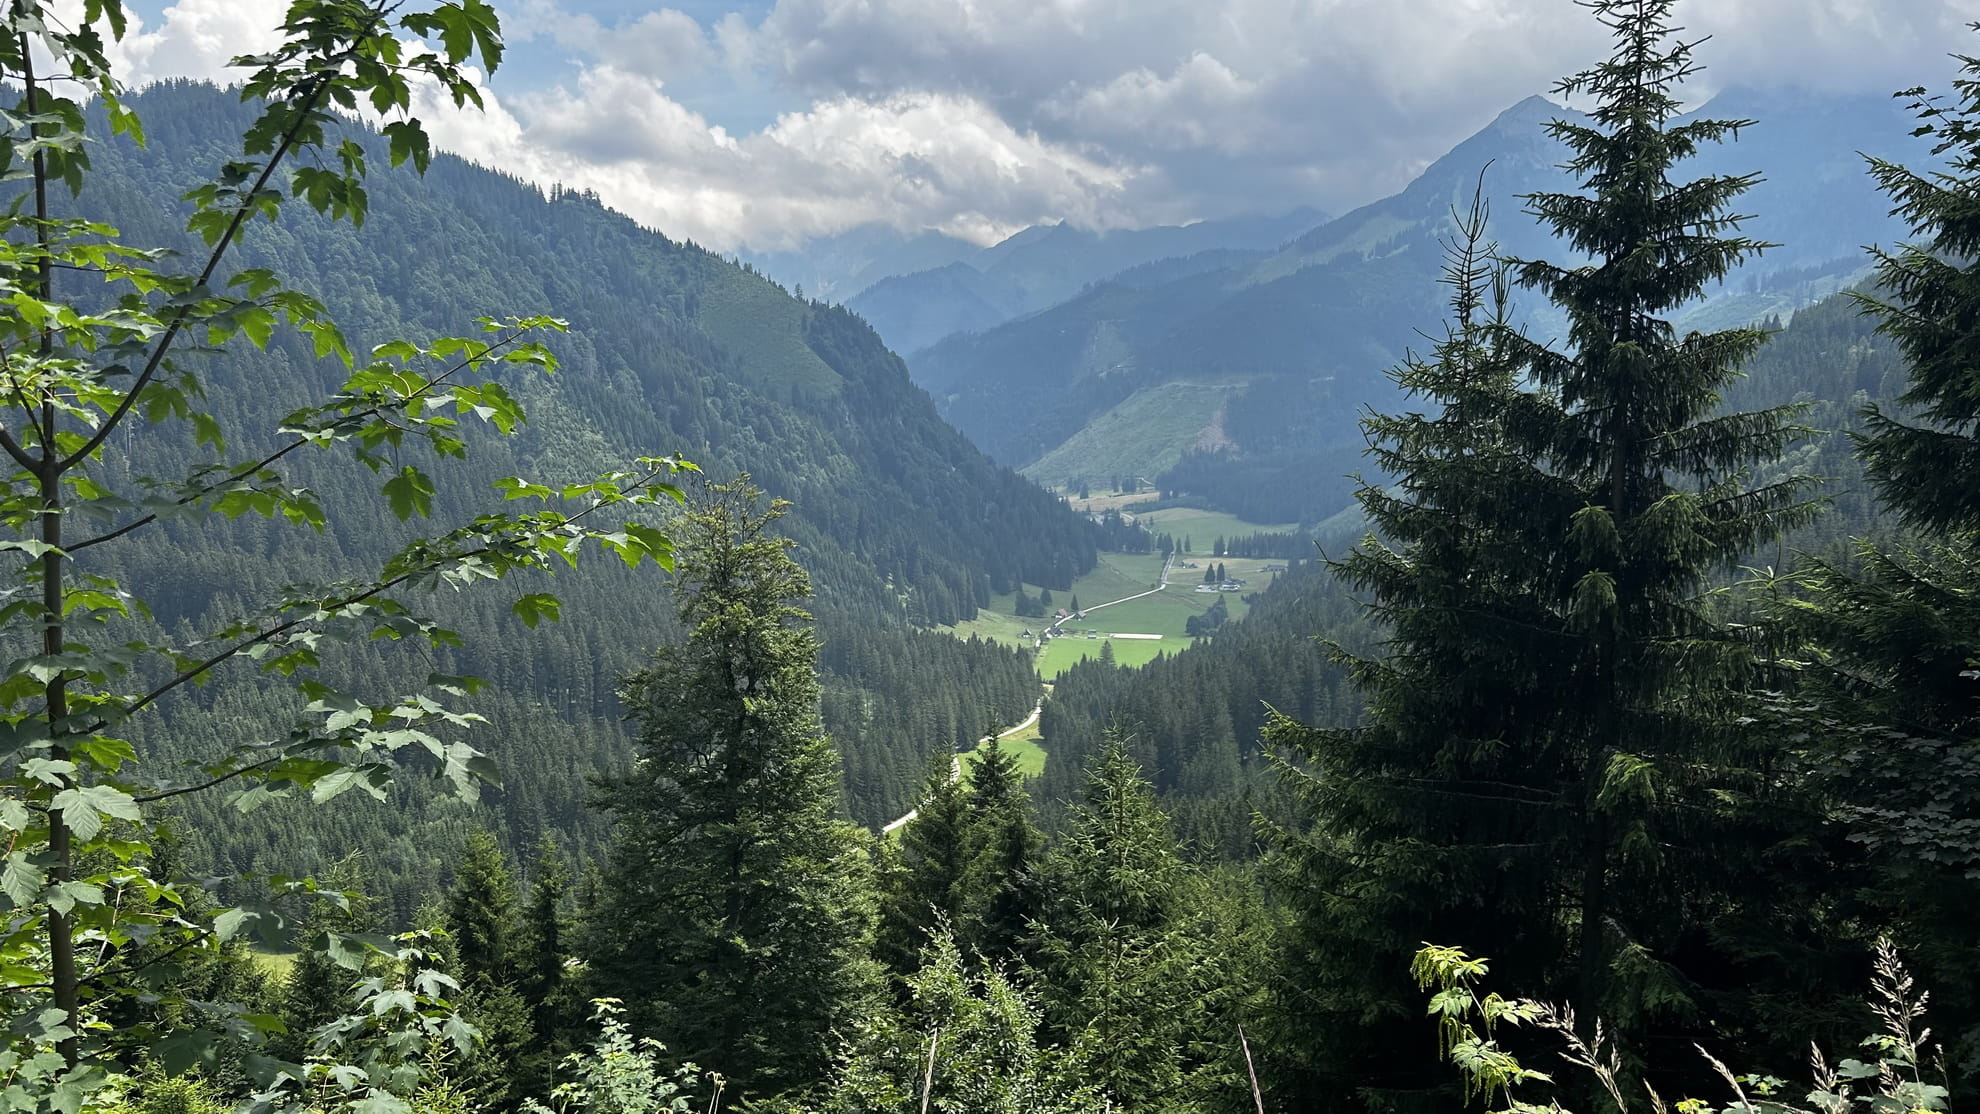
[18,21,76,1065]
[1576,783,1608,1037]
[919,1026,939,1114]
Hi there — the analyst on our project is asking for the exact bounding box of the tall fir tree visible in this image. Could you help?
[446,830,519,991]
[876,756,974,978]
[956,735,1043,964]
[1030,734,1253,1111]
[442,831,542,1110]
[1783,35,1980,1083]
[516,839,576,1049]
[588,478,882,1096]
[1266,3,1816,1107]
[877,735,1041,976]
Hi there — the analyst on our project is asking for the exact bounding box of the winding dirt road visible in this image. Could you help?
[880,552,1175,834]
[881,702,1042,833]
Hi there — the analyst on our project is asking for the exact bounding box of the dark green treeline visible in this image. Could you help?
[53,79,1095,916]
[97,6,1980,1113]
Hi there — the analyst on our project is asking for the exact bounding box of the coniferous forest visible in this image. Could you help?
[0,1,1976,1113]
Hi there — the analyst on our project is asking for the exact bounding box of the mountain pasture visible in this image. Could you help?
[1020,380,1244,487]
[959,728,1048,779]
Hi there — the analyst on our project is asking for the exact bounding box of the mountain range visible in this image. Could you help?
[894,86,1931,523]
[74,80,1104,909]
[843,209,1328,356]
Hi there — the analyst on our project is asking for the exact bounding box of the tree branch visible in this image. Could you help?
[67,325,538,553]
[132,758,279,805]
[59,9,391,473]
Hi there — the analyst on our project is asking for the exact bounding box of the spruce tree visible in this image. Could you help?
[443,831,543,1110]
[876,757,974,977]
[517,840,574,1045]
[446,830,518,991]
[1855,48,1980,534]
[589,478,882,1095]
[1784,39,1980,1082]
[957,736,1042,963]
[1267,2,1815,1104]
[878,738,1041,975]
[1030,735,1245,1111]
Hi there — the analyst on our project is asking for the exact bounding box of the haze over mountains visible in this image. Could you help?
[836,85,1931,524]
[840,209,1329,356]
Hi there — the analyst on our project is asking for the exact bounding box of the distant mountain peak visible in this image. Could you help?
[1494,94,1568,130]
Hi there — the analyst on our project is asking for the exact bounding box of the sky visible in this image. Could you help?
[95,0,1975,253]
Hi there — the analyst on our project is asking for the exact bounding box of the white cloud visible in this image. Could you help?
[386,57,1134,250]
[1051,52,1261,155]
[506,0,712,79]
[736,0,1972,214]
[95,0,286,85]
[75,0,1980,252]
[501,74,1133,248]
[83,0,1147,251]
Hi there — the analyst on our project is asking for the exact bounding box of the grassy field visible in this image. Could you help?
[1019,381,1239,490]
[1086,589,1218,633]
[960,725,1047,778]
[1071,551,1169,603]
[937,515,1299,672]
[941,606,1038,648]
[1065,491,1160,514]
[1036,636,1172,677]
[1135,505,1299,542]
[938,552,1167,650]
[1035,547,1297,676]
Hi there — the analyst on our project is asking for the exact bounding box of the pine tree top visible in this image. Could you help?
[1855,33,1980,533]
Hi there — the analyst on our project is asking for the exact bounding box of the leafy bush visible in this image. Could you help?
[521,1000,709,1114]
[1413,939,1950,1114]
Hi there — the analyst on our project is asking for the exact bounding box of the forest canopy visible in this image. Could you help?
[0,1,1974,1113]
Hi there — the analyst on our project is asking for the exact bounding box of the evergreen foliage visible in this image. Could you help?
[1028,735,1267,1112]
[446,831,519,992]
[875,759,974,977]
[0,0,633,1104]
[1855,51,1980,533]
[10,1,1980,1109]
[516,841,581,1059]
[1775,34,1980,1083]
[877,736,1042,977]
[588,479,881,1096]
[953,737,1043,964]
[32,77,1091,904]
[1265,3,1821,1105]
[1037,558,1359,837]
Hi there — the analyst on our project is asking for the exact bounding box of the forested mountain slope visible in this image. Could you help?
[1035,285,1905,825]
[912,89,1925,523]
[66,80,1094,914]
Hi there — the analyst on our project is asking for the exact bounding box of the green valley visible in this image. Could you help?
[4,4,1976,1114]
[906,86,1931,527]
